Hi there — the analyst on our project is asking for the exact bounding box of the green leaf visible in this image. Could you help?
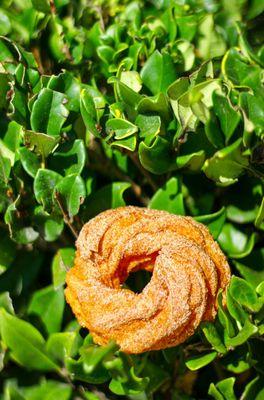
[255,197,264,229]
[46,331,82,362]
[22,380,72,400]
[225,319,258,347]
[222,48,261,89]
[47,71,81,113]
[80,89,101,138]
[136,114,161,140]
[23,130,60,158]
[186,352,217,371]
[198,14,226,59]
[83,182,130,219]
[226,289,247,326]
[221,345,251,374]
[139,136,173,175]
[195,207,226,239]
[120,71,142,92]
[30,88,69,136]
[111,135,137,152]
[242,376,264,400]
[49,139,86,176]
[0,308,59,371]
[203,139,249,186]
[109,77,142,111]
[212,92,240,143]
[218,223,256,259]
[205,113,225,149]
[229,276,262,312]
[208,377,236,400]
[106,118,138,140]
[34,169,62,213]
[202,322,227,354]
[28,285,65,334]
[106,354,149,396]
[149,176,185,215]
[137,92,171,123]
[55,174,86,218]
[66,357,110,384]
[0,292,14,314]
[80,341,118,374]
[240,92,264,136]
[140,50,177,95]
[18,147,40,178]
[52,247,75,289]
[0,149,12,183]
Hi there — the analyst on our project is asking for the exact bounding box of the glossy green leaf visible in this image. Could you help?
[0,308,59,371]
[52,247,75,289]
[202,322,227,354]
[46,331,82,362]
[186,352,217,371]
[196,207,226,239]
[212,92,240,143]
[203,139,249,186]
[55,174,86,218]
[120,71,142,92]
[140,50,177,95]
[208,377,236,400]
[0,292,14,314]
[80,89,101,138]
[139,136,173,175]
[229,276,262,312]
[18,147,40,178]
[106,118,138,140]
[149,176,185,215]
[49,139,86,176]
[218,223,256,259]
[21,381,72,400]
[242,376,264,400]
[34,169,62,213]
[30,88,69,136]
[28,285,65,334]
[66,357,110,384]
[23,130,60,158]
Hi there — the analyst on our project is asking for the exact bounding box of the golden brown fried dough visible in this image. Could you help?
[65,207,230,353]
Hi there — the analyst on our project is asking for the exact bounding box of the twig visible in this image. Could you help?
[54,191,79,239]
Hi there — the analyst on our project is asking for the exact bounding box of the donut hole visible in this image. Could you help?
[119,252,158,293]
[123,269,152,293]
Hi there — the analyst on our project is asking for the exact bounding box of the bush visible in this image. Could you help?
[0,0,264,399]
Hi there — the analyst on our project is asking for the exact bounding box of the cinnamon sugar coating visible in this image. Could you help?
[65,206,231,354]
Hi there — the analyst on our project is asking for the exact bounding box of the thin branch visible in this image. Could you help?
[54,191,79,239]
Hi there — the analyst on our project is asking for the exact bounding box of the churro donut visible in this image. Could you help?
[65,206,230,353]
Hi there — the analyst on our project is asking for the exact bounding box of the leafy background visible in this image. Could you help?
[0,0,264,399]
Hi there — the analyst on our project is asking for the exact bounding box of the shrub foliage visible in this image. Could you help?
[0,0,264,399]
